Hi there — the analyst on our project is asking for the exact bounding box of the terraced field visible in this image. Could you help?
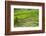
[14,8,39,27]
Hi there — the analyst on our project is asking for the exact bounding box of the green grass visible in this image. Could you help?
[14,8,39,27]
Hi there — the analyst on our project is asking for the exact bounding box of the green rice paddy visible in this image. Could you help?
[14,8,39,27]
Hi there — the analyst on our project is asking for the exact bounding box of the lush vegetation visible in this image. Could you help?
[14,8,39,27]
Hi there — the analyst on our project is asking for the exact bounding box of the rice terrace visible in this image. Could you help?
[14,8,39,27]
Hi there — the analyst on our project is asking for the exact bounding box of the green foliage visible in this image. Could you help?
[14,8,39,27]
